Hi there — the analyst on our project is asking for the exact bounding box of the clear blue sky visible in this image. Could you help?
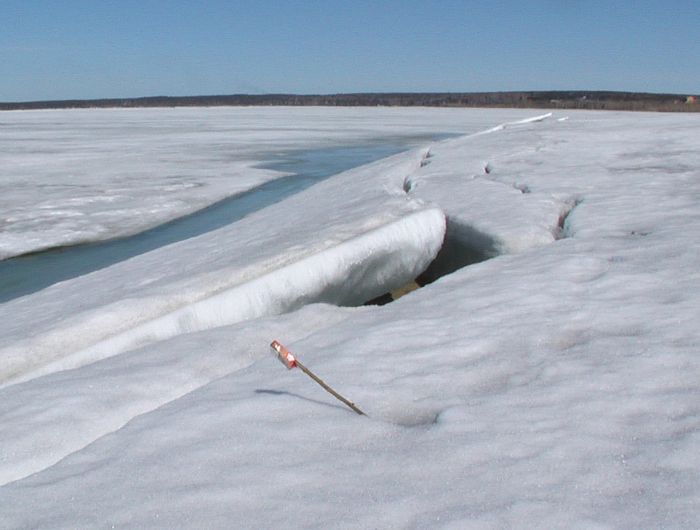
[1,0,698,101]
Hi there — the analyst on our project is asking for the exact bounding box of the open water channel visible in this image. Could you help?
[0,134,448,303]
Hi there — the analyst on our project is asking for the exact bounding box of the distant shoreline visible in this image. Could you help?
[1,91,698,112]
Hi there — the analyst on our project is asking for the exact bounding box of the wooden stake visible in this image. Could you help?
[270,340,365,416]
[295,359,365,415]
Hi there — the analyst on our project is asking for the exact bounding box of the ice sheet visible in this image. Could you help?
[1,109,699,528]
[0,106,532,259]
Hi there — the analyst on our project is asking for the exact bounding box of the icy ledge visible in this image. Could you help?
[3,208,445,387]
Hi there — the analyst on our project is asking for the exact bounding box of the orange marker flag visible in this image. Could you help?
[270,340,365,416]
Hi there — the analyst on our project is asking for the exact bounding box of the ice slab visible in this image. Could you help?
[0,147,444,386]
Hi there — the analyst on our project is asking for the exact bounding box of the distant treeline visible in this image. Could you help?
[1,91,698,112]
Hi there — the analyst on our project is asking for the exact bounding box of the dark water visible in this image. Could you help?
[0,135,446,303]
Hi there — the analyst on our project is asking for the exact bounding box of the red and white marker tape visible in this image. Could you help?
[271,339,297,369]
[268,340,365,415]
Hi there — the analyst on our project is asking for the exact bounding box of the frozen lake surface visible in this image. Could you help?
[0,106,509,260]
[0,108,698,528]
[0,136,447,302]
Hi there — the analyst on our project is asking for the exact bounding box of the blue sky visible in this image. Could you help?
[1,0,698,101]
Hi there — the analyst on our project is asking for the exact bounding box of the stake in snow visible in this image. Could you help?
[270,340,365,416]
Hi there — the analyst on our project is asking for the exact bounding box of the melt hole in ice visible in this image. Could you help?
[555,198,583,240]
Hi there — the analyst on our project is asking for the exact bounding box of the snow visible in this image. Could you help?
[0,146,446,386]
[1,108,699,528]
[0,106,525,260]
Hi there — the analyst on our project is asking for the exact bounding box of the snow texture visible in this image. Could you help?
[1,108,699,529]
[0,106,521,259]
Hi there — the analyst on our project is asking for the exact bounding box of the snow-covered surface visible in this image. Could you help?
[1,108,699,528]
[0,106,525,259]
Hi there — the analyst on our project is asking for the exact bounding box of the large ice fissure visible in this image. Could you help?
[2,208,446,386]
